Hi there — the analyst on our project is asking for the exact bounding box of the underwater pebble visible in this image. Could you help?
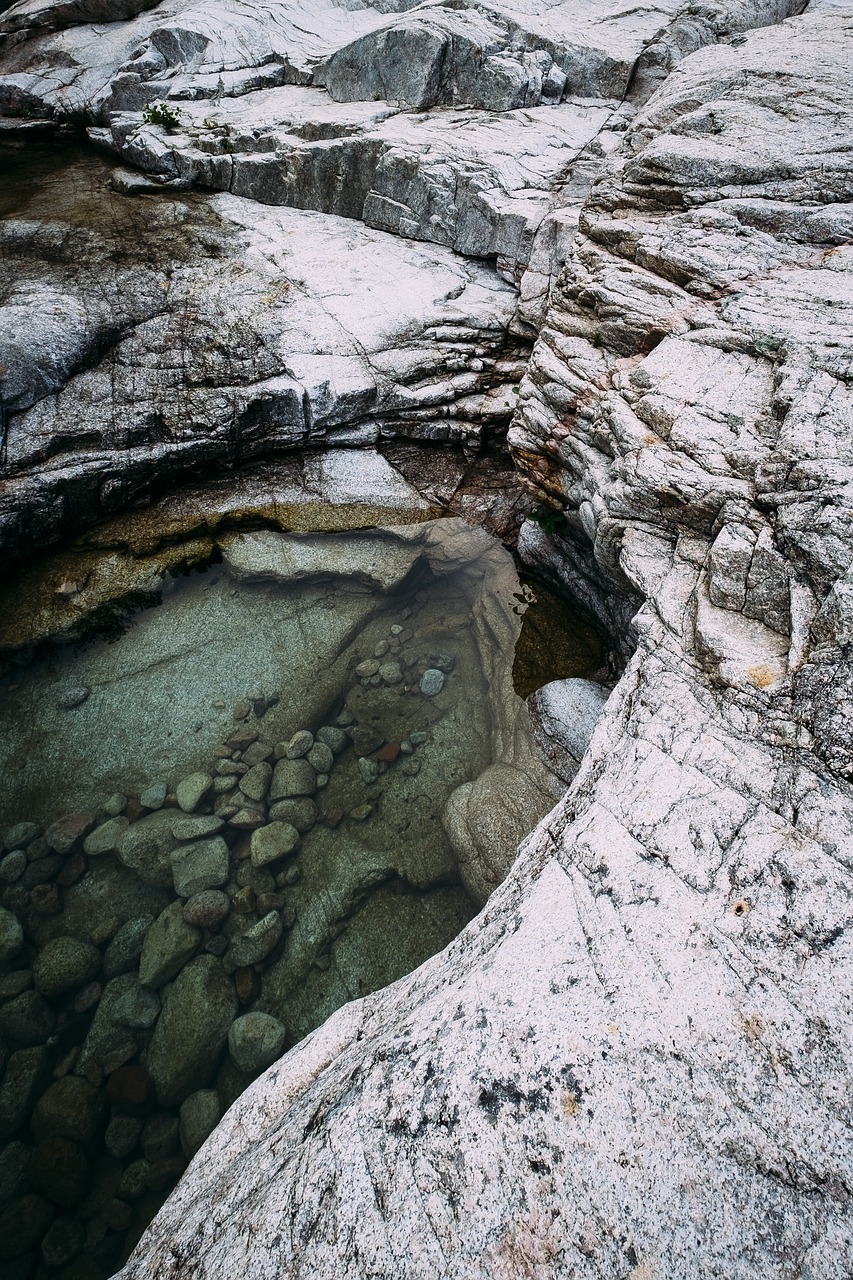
[316,726,348,754]
[284,730,314,760]
[0,850,26,882]
[419,669,445,697]
[56,686,89,710]
[140,783,168,811]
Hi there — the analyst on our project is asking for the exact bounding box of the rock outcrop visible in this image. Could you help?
[2,0,853,1274]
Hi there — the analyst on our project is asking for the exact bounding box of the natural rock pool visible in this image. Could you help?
[0,513,603,1275]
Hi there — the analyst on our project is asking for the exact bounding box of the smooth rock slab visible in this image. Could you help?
[145,957,238,1106]
[169,836,229,897]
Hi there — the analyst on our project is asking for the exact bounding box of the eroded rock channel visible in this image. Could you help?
[0,510,605,1274]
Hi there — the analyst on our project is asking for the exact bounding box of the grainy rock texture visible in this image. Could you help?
[2,0,853,1274]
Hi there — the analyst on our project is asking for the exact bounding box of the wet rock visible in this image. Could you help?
[234,966,261,1005]
[145,1154,186,1191]
[170,836,229,897]
[104,1196,134,1231]
[176,772,213,813]
[41,1214,85,1267]
[0,970,31,998]
[32,936,101,999]
[270,759,316,800]
[352,727,384,755]
[83,817,130,856]
[268,797,317,832]
[378,661,403,685]
[45,814,94,855]
[284,730,314,759]
[216,760,248,777]
[205,935,229,957]
[236,863,274,893]
[140,783,168,811]
[231,887,256,915]
[239,762,273,801]
[145,957,238,1106]
[102,793,126,818]
[355,660,380,680]
[0,991,55,1045]
[228,807,267,830]
[316,726,348,754]
[103,916,154,979]
[250,822,299,868]
[57,850,87,888]
[116,810,178,887]
[228,1012,287,1074]
[183,890,229,929]
[428,652,455,673]
[357,757,380,784]
[142,1112,179,1163]
[179,1090,221,1160]
[170,815,224,841]
[0,1047,52,1139]
[0,851,26,882]
[376,743,401,764]
[306,742,334,774]
[106,1064,154,1113]
[3,823,40,852]
[73,981,103,1014]
[21,853,62,888]
[76,974,137,1074]
[229,911,282,967]
[112,985,160,1031]
[419,669,446,696]
[225,728,258,752]
[527,677,610,782]
[27,1138,90,1208]
[349,804,373,821]
[0,1193,53,1260]
[139,902,202,989]
[0,907,23,961]
[119,1159,151,1201]
[104,1114,143,1159]
[242,741,274,768]
[334,709,354,728]
[401,760,421,777]
[32,1077,106,1145]
[30,883,61,915]
[0,1140,29,1208]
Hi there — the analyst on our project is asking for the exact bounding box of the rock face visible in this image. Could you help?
[2,0,853,1275]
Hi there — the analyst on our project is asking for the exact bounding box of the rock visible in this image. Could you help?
[355,660,379,679]
[236,863,274,893]
[419,669,445,697]
[0,1047,52,1140]
[116,810,179,887]
[32,936,101,998]
[228,808,267,830]
[103,915,154,979]
[376,743,401,764]
[104,1197,134,1230]
[306,742,334,773]
[205,935,229,957]
[0,1193,53,1260]
[0,851,26,882]
[176,773,213,813]
[21,853,62,888]
[316,726,348,754]
[139,902,202,989]
[0,907,23,962]
[182,890,229,928]
[27,1137,90,1209]
[169,836,229,897]
[351,727,384,756]
[105,1064,154,1113]
[32,1077,106,1145]
[239,762,273,802]
[104,1114,144,1159]
[30,883,61,915]
[242,742,273,768]
[72,981,102,1014]
[145,957,238,1106]
[179,1090,221,1160]
[227,1012,287,1074]
[0,1140,30,1208]
[284,730,314,759]
[44,813,94,854]
[0,991,55,1045]
[142,1112,179,1163]
[527,677,610,781]
[3,823,40,852]
[270,759,316,800]
[112,985,161,1030]
[83,816,130,856]
[56,851,86,887]
[229,912,282,967]
[0,970,31,999]
[267,798,317,832]
[119,1159,151,1202]
[231,887,256,915]
[250,823,300,868]
[170,815,224,841]
[57,686,89,710]
[41,1215,85,1267]
[103,793,127,817]
[349,804,373,821]
[140,782,168,811]
[378,661,403,685]
[357,757,379,784]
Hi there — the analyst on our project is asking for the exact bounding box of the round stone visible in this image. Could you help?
[27,1138,90,1208]
[175,772,213,814]
[33,936,101,998]
[183,890,229,929]
[32,1077,106,1145]
[83,816,130,856]
[267,798,317,832]
[228,1012,287,1074]
[140,782,168,810]
[355,659,380,679]
[379,661,403,685]
[0,907,24,962]
[112,985,161,1030]
[251,823,300,868]
[357,757,380,784]
[270,758,316,800]
[0,850,26,883]
[169,835,229,897]
[0,991,55,1044]
[236,863,274,893]
[3,822,41,852]
[104,1114,143,1159]
[144,956,238,1107]
[179,1090,221,1159]
[239,762,272,801]
[419,668,446,697]
[103,915,154,979]
[306,742,333,773]
[41,1214,85,1267]
[171,815,224,841]
[229,912,283,967]
[102,792,127,817]
[56,685,89,710]
[284,730,314,759]
[316,726,348,754]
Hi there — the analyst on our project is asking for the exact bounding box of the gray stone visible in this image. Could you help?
[112,984,161,1030]
[270,758,316,800]
[105,1114,143,1160]
[0,1140,30,1208]
[32,1076,106,1145]
[267,798,317,832]
[145,957,238,1106]
[119,1159,151,1201]
[0,991,54,1045]
[103,915,154,979]
[355,660,379,679]
[229,912,282,967]
[419,669,445,697]
[45,813,93,854]
[284,730,314,759]
[170,836,229,897]
[351,727,384,756]
[0,1048,52,1140]
[102,793,127,817]
[83,816,130,855]
[140,782,168,811]
[139,901,201,990]
[0,851,26,883]
[56,686,89,710]
[0,971,31,999]
[378,662,403,685]
[239,762,273,801]
[32,936,101,998]
[116,810,178,887]
[228,1012,287,1074]
[528,677,610,782]
[182,890,229,929]
[250,823,300,868]
[176,772,213,813]
[41,1214,85,1267]
[170,815,224,840]
[179,1090,221,1160]
[236,863,274,893]
[75,972,138,1072]
[3,823,40,852]
[357,757,380,785]
[306,742,333,773]
[0,908,23,962]
[316,726,348,754]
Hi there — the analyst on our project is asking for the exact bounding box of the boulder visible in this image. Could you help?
[139,901,201,989]
[145,957,238,1106]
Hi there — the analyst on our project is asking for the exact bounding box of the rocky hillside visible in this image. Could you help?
[2,0,852,1275]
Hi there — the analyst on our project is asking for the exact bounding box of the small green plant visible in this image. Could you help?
[529,503,568,536]
[143,100,182,132]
